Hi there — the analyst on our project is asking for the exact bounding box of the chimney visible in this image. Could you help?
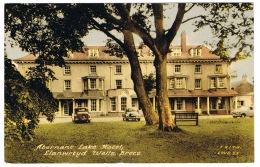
[181,32,187,52]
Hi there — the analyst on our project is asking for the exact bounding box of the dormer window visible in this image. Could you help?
[88,49,99,57]
[172,48,182,56]
[190,48,202,57]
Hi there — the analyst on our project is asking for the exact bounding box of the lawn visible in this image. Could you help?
[5,118,254,163]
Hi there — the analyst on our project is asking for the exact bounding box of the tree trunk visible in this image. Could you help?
[123,31,158,125]
[154,55,176,131]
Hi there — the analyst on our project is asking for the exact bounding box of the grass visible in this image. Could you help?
[5,118,254,163]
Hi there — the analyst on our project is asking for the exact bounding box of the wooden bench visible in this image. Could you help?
[174,112,199,126]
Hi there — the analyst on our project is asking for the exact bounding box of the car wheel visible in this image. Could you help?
[241,114,246,118]
[233,116,237,118]
[123,118,125,121]
[126,118,129,121]
[137,118,140,121]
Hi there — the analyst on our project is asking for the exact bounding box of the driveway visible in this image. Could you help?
[39,115,232,124]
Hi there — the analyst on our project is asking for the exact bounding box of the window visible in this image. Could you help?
[195,79,201,89]
[90,66,96,75]
[215,64,222,73]
[88,49,99,57]
[64,104,69,115]
[169,78,186,89]
[175,78,183,89]
[218,77,225,88]
[169,79,175,89]
[111,98,116,111]
[174,65,181,73]
[195,65,201,73]
[64,80,71,90]
[91,99,96,111]
[116,80,122,89]
[90,79,97,89]
[190,48,202,56]
[64,66,71,75]
[237,101,244,107]
[172,48,182,56]
[121,97,127,111]
[176,99,183,110]
[210,78,217,88]
[115,65,122,74]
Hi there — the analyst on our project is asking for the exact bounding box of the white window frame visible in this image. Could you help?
[176,99,183,110]
[174,65,181,73]
[191,48,202,57]
[116,80,122,89]
[195,79,202,89]
[90,66,97,75]
[172,48,182,56]
[91,99,97,111]
[64,80,71,90]
[90,79,97,89]
[175,78,183,89]
[218,77,225,88]
[115,65,122,74]
[195,65,201,73]
[237,100,244,107]
[169,79,175,89]
[63,104,69,115]
[64,66,71,75]
[210,78,217,88]
[110,98,116,111]
[121,97,127,111]
[88,49,99,57]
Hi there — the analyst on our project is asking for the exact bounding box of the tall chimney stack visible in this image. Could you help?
[181,32,187,52]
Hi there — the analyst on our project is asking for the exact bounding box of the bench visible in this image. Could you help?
[174,112,199,126]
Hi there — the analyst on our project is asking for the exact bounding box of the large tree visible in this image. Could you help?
[5,3,253,131]
[86,3,253,131]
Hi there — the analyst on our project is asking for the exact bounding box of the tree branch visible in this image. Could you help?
[91,18,126,50]
[182,15,204,24]
[113,4,155,50]
[165,3,186,46]
[184,3,196,13]
[152,4,164,40]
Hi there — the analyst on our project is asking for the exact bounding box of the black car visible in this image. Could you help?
[72,107,91,123]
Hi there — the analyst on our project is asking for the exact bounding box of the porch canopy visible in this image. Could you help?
[53,92,104,99]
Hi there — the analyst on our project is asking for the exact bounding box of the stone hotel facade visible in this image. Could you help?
[13,33,238,117]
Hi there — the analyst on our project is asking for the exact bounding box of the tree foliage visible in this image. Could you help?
[4,55,58,143]
[143,73,156,94]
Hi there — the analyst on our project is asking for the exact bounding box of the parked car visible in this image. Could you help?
[232,106,254,118]
[122,108,141,121]
[72,107,91,123]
